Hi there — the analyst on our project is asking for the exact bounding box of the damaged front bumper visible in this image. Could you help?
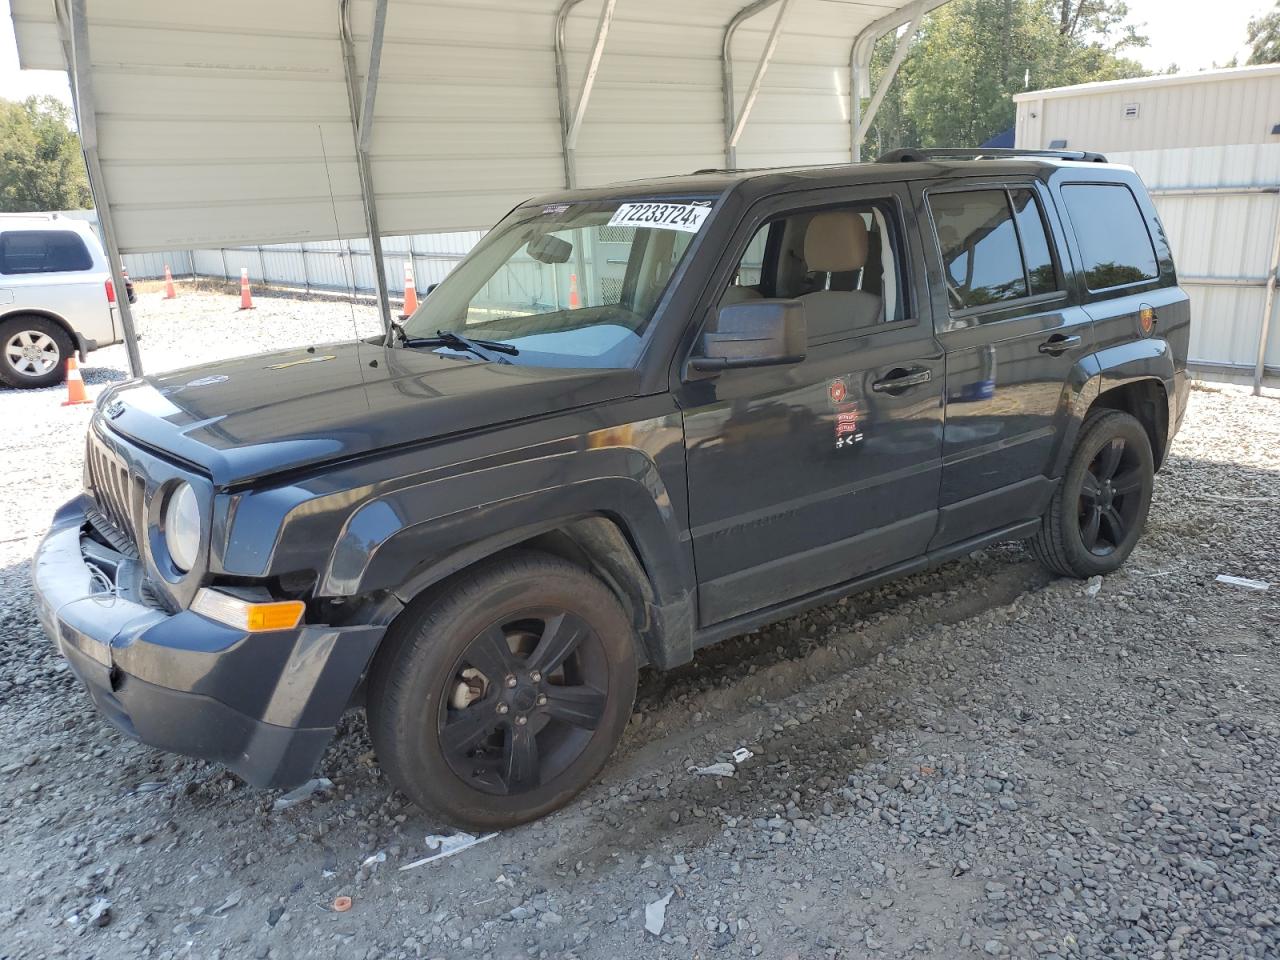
[32,495,384,789]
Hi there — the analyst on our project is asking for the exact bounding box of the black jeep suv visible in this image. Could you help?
[34,149,1189,828]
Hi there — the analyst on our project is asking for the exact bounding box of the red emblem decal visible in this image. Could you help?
[834,406,863,449]
[828,379,847,404]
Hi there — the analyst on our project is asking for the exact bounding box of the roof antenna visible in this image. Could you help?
[317,124,363,347]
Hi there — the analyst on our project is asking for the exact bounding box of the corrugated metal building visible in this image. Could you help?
[1014,66,1280,389]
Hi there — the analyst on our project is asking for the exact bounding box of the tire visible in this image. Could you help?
[1030,409,1155,579]
[0,315,73,389]
[368,551,638,829]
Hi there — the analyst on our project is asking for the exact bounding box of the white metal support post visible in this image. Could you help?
[555,0,617,189]
[55,0,144,377]
[340,0,393,340]
[854,0,925,149]
[850,56,863,162]
[721,0,792,169]
[1255,199,1280,394]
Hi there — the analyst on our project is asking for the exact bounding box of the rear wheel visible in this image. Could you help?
[1031,409,1154,578]
[0,316,73,389]
[368,551,637,829]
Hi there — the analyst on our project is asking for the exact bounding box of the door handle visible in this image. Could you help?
[1038,334,1082,355]
[871,367,932,393]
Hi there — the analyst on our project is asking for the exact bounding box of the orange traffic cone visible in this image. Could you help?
[61,357,90,406]
[238,267,254,310]
[164,264,176,299]
[568,273,580,310]
[402,263,418,317]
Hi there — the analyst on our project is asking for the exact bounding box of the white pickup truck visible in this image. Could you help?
[0,213,131,389]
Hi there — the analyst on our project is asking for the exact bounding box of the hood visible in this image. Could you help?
[98,340,641,486]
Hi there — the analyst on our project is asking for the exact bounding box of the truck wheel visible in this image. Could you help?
[0,315,73,389]
[368,551,638,829]
[1031,409,1154,579]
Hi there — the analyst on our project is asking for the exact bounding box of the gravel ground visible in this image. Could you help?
[1,288,1277,960]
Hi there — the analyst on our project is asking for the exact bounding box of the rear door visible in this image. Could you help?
[913,179,1094,549]
[676,185,944,627]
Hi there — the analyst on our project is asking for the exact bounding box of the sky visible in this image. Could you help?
[0,0,69,104]
[0,0,1275,108]
[1123,0,1272,72]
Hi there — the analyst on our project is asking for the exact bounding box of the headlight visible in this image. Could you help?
[164,481,201,572]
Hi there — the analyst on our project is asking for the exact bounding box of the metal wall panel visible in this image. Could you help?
[1015,65,1280,154]
[1108,145,1280,374]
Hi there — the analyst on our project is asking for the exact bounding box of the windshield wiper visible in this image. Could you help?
[397,328,519,363]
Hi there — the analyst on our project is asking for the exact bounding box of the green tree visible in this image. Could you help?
[1247,3,1280,64]
[0,96,92,212]
[865,0,1148,154]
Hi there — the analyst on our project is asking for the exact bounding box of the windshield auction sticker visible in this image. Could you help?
[608,202,711,233]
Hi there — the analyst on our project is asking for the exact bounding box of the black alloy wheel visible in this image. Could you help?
[1030,409,1155,578]
[368,551,637,829]
[1077,436,1147,557]
[438,609,609,796]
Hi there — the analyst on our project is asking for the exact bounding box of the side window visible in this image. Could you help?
[929,190,1028,310]
[1010,189,1059,296]
[1062,183,1159,290]
[716,200,907,341]
[0,230,94,275]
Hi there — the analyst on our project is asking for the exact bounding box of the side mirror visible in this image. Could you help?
[689,299,806,372]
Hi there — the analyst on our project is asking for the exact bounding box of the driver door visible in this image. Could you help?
[675,186,944,627]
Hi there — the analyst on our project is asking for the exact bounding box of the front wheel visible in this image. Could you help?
[368,551,638,829]
[1031,409,1155,579]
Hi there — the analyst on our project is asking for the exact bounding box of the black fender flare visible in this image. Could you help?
[316,445,698,669]
[1053,338,1175,477]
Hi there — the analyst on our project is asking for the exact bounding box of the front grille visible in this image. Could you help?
[85,432,146,554]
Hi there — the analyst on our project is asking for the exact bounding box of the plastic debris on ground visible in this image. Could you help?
[1215,574,1270,591]
[1085,575,1103,597]
[86,898,112,927]
[731,746,753,764]
[360,851,387,869]
[331,896,352,913]
[690,761,736,777]
[271,777,333,811]
[210,890,243,916]
[645,890,674,935]
[399,831,498,870]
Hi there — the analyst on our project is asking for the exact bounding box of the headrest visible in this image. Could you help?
[804,211,869,274]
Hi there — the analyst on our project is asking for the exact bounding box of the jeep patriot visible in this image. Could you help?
[33,149,1190,827]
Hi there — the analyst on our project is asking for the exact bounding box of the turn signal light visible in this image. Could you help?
[191,588,305,632]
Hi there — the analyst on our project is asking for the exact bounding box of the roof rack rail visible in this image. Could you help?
[876,147,1108,164]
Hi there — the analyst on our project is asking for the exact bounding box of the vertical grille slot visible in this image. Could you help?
[85,432,144,551]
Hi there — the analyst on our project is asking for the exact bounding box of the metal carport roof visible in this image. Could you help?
[10,0,946,371]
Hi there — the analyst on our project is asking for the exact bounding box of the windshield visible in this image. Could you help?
[401,196,714,368]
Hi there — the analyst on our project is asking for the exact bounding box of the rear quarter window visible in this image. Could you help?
[0,230,94,275]
[1061,183,1158,290]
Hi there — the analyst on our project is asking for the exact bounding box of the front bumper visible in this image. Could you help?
[33,496,384,789]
